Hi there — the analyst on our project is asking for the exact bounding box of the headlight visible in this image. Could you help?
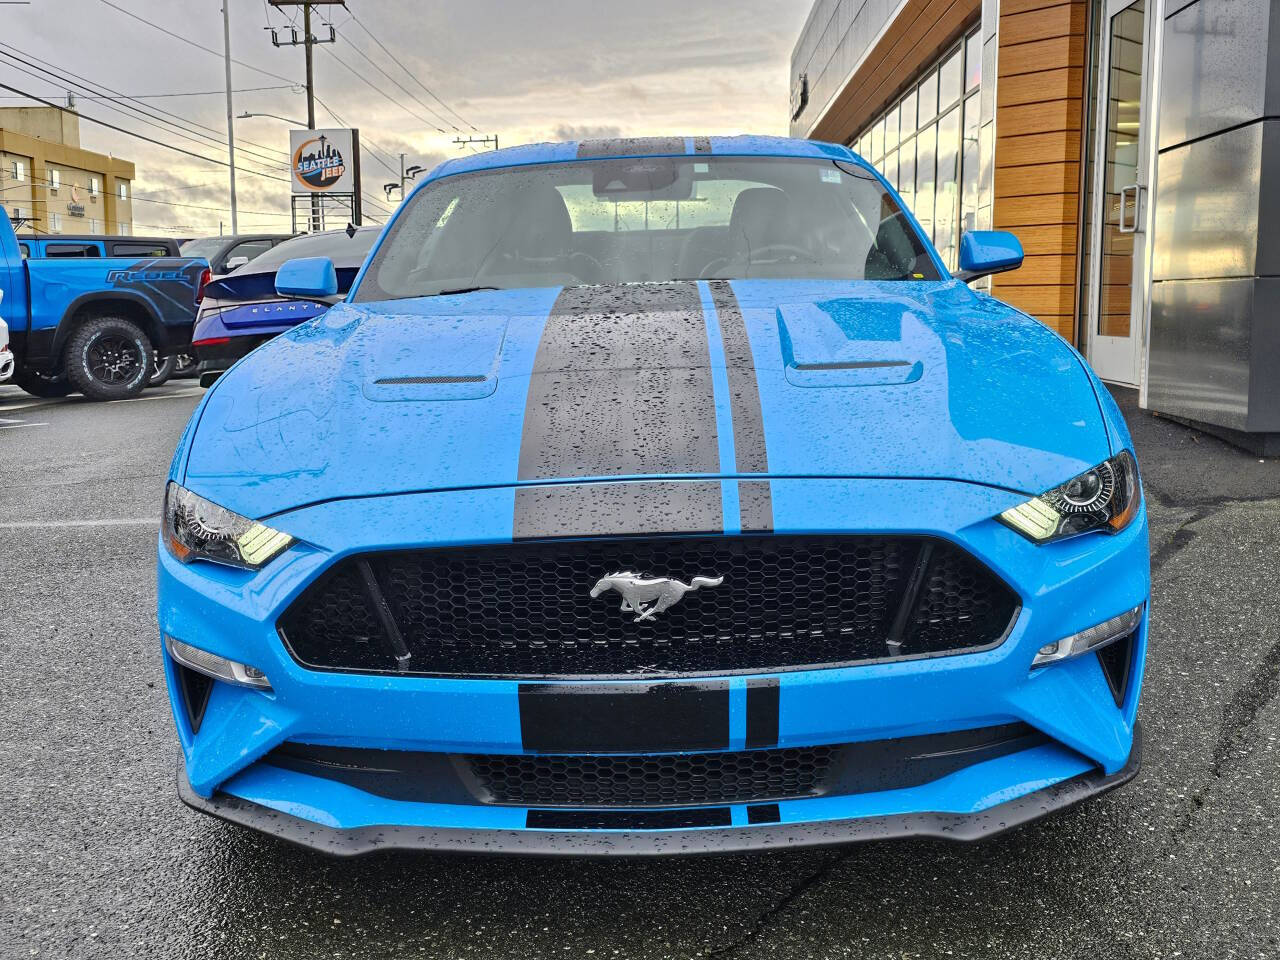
[999,451,1140,544]
[163,482,294,569]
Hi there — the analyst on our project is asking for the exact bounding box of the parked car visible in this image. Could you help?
[0,204,209,400]
[0,291,13,383]
[192,226,379,387]
[179,233,295,277]
[160,137,1149,857]
[17,235,181,259]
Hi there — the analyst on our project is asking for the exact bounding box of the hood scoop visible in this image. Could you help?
[776,301,925,387]
[361,316,507,401]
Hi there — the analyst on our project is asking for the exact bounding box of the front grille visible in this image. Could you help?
[279,535,1019,678]
[466,746,835,807]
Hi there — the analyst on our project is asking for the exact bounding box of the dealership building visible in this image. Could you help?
[0,107,134,238]
[791,0,1280,451]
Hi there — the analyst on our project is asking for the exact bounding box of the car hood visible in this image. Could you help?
[184,280,1111,519]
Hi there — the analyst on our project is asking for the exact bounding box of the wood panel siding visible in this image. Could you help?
[990,0,1089,344]
[807,0,981,145]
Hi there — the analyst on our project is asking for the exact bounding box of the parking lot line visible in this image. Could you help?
[0,420,47,430]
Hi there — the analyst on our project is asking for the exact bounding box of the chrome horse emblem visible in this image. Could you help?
[589,571,725,622]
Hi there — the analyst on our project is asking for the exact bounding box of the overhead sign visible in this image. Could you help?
[289,128,360,195]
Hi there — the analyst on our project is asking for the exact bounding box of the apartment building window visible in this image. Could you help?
[50,168,60,191]
[854,25,983,270]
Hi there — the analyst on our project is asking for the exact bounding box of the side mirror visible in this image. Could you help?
[955,231,1024,283]
[275,257,339,300]
[224,255,251,272]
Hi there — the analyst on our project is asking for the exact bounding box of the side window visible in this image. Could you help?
[18,243,30,260]
[223,239,272,270]
[110,242,169,258]
[44,243,100,258]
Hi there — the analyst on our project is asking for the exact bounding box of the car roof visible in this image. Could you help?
[415,135,861,194]
[17,234,176,244]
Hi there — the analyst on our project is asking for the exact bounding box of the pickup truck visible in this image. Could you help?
[0,205,209,400]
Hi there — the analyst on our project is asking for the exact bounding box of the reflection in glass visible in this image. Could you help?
[961,93,981,235]
[939,48,963,112]
[898,139,916,214]
[901,88,917,134]
[871,116,884,161]
[915,123,937,243]
[885,103,899,154]
[935,107,961,269]
[885,149,898,191]
[965,32,982,91]
[1096,0,1144,338]
[918,70,939,123]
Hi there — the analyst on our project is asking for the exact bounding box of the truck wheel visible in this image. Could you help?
[148,352,177,388]
[64,317,153,401]
[12,366,73,398]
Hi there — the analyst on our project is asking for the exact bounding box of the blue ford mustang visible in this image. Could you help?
[158,136,1148,856]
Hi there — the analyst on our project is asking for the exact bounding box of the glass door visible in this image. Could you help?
[1085,0,1152,385]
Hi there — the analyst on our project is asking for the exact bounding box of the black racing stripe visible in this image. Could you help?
[519,682,730,753]
[693,136,713,155]
[527,808,731,830]
[708,281,769,475]
[514,481,723,540]
[576,137,688,158]
[737,480,774,533]
[518,282,720,480]
[745,677,780,749]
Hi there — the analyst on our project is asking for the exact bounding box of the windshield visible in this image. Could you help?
[353,156,939,302]
[179,237,230,259]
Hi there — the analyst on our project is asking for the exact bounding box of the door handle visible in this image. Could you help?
[1118,183,1142,234]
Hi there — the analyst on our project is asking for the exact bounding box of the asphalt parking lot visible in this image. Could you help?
[2,381,1279,959]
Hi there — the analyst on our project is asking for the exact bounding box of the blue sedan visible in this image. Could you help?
[157,136,1148,856]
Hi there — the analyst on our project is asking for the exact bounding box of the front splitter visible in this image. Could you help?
[177,722,1142,858]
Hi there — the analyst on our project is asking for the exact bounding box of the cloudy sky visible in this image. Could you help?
[3,0,813,236]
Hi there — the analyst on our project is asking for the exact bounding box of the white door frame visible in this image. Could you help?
[1084,0,1157,387]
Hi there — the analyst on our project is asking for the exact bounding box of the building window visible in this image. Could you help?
[11,160,24,181]
[118,182,128,200]
[853,24,984,270]
[50,168,60,191]
[89,218,99,233]
[89,176,100,196]
[118,222,130,236]
[51,212,63,232]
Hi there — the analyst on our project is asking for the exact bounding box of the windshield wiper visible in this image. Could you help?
[433,285,500,296]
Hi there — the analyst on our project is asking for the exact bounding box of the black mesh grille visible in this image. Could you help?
[279,536,1019,678]
[466,746,836,807]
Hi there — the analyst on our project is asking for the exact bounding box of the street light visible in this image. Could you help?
[237,111,307,126]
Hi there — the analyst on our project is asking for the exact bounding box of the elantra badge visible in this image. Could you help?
[589,571,724,622]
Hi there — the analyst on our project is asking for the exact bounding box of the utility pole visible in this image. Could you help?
[267,1,339,231]
[222,0,239,233]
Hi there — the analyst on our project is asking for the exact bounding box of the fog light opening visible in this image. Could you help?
[1032,604,1144,669]
[165,636,272,690]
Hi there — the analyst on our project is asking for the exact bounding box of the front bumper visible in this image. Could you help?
[0,347,13,382]
[178,722,1142,856]
[159,478,1150,854]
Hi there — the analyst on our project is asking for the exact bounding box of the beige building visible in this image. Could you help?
[0,106,134,236]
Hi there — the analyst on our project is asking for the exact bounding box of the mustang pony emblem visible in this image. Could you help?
[589,571,725,622]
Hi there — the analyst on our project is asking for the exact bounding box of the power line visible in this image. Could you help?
[0,49,290,175]
[347,10,477,132]
[0,80,292,184]
[330,26,452,133]
[0,84,298,100]
[312,93,402,181]
[314,42,446,135]
[95,0,299,87]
